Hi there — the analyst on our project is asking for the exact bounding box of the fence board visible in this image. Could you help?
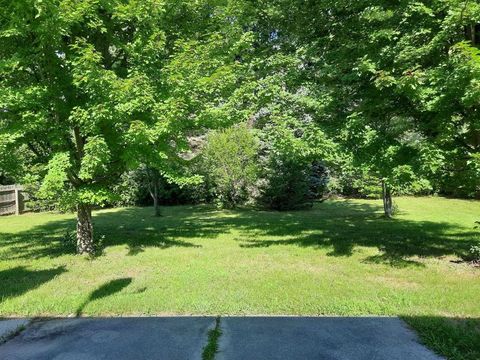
[0,185,27,216]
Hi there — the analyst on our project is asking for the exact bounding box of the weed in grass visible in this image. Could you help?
[202,317,222,360]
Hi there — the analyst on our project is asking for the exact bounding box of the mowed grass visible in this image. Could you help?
[0,197,479,359]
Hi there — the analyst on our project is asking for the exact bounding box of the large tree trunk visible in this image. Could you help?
[77,204,94,254]
[381,179,393,218]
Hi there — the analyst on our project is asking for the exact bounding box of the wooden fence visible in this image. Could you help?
[0,185,28,216]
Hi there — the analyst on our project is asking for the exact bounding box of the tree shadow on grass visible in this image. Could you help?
[232,201,478,267]
[0,266,66,303]
[76,278,132,316]
[0,201,477,267]
[0,206,213,260]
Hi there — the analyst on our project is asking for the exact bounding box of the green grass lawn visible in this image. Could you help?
[1,197,479,359]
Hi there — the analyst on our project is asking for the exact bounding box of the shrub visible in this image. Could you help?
[257,123,329,210]
[113,169,204,207]
[391,165,433,196]
[320,161,381,199]
[258,155,312,210]
[470,221,480,263]
[353,174,383,199]
[201,124,259,208]
[113,171,146,207]
[331,164,434,199]
[22,172,59,212]
[469,244,480,263]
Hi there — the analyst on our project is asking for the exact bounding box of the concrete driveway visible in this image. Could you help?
[0,317,442,360]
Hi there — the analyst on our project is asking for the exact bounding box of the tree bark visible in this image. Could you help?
[150,179,161,217]
[77,204,94,254]
[381,179,393,218]
[153,189,161,217]
[465,24,479,45]
[145,167,162,217]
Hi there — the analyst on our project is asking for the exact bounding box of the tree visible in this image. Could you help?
[0,0,253,254]
[141,166,163,217]
[259,0,479,210]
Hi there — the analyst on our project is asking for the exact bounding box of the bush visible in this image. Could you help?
[391,165,433,196]
[331,163,434,199]
[258,155,311,210]
[257,123,329,210]
[201,124,259,208]
[470,221,480,263]
[113,171,147,207]
[353,174,383,199]
[469,244,480,263]
[320,161,380,199]
[259,157,328,210]
[21,172,59,212]
[113,169,204,207]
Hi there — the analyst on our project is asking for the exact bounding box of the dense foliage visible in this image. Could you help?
[274,0,480,198]
[255,120,332,210]
[0,0,251,252]
[201,124,259,208]
[1,0,479,252]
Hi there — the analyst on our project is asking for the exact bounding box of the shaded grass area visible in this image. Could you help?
[0,197,479,359]
[1,199,478,264]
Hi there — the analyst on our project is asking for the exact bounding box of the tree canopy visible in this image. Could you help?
[1,0,479,253]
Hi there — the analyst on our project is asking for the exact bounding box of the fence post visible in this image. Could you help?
[14,186,20,215]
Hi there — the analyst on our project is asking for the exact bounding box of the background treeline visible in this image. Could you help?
[0,1,478,251]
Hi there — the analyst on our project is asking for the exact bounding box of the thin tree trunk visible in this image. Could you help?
[77,204,94,254]
[381,179,393,218]
[145,167,162,217]
[150,179,161,217]
[386,188,393,217]
[153,190,161,217]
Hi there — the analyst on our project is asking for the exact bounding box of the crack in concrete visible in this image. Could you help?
[0,319,30,345]
[202,316,222,360]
